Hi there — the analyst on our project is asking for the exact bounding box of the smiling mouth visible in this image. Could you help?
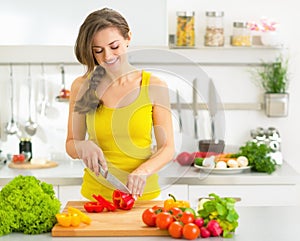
[105,57,118,65]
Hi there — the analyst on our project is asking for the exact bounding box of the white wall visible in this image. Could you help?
[0,0,300,173]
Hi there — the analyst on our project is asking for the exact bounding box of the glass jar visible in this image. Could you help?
[231,22,252,47]
[176,11,195,47]
[204,11,224,47]
[19,138,32,161]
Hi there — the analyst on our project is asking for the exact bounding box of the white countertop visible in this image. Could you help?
[0,159,299,186]
[0,205,298,241]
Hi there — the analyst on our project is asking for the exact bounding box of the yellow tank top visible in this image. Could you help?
[81,71,160,200]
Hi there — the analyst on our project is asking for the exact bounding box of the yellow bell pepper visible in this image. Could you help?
[68,206,92,225]
[163,194,190,211]
[55,213,81,227]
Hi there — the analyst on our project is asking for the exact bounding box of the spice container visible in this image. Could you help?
[19,138,32,161]
[176,11,195,47]
[231,22,252,46]
[204,11,224,47]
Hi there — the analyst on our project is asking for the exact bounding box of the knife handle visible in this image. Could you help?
[98,164,108,178]
[179,116,183,132]
[194,118,198,139]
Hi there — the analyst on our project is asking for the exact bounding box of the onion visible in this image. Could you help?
[175,152,194,166]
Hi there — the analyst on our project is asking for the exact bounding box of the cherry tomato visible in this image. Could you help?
[168,221,183,238]
[155,212,174,230]
[182,223,200,240]
[12,154,25,163]
[180,211,195,224]
[142,208,157,227]
[169,207,183,218]
[152,205,166,212]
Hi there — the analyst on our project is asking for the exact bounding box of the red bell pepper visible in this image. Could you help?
[92,194,117,211]
[112,189,135,210]
[83,201,104,213]
[83,194,117,213]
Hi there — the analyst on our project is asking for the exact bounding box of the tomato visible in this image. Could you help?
[152,205,166,212]
[169,207,183,218]
[12,154,25,163]
[142,208,157,227]
[182,223,200,240]
[168,221,183,238]
[155,212,174,230]
[180,211,195,224]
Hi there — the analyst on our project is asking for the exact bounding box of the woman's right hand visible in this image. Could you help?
[77,140,107,176]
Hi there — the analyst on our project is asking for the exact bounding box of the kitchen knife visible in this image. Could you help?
[192,78,198,139]
[208,79,218,141]
[99,164,131,193]
[176,89,183,132]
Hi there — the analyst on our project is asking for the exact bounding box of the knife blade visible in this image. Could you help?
[209,79,218,141]
[99,164,131,193]
[192,78,198,139]
[176,89,183,132]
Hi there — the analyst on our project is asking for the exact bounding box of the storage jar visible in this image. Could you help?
[176,11,195,47]
[204,11,224,47]
[231,22,252,47]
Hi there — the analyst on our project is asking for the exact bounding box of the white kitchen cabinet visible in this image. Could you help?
[188,185,298,208]
[156,184,188,200]
[58,185,86,209]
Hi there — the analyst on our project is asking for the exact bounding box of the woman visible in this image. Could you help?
[66,8,175,200]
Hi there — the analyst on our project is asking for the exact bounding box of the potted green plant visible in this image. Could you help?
[253,55,289,117]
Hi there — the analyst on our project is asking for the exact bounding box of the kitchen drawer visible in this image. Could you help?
[189,185,298,208]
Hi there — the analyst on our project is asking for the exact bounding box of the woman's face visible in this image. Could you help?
[92,27,131,72]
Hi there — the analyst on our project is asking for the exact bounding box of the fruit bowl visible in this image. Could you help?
[7,153,31,164]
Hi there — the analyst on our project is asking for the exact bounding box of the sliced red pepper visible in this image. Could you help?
[83,201,104,213]
[92,194,117,211]
[112,189,135,210]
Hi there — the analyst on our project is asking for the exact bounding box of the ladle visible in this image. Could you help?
[24,64,38,136]
[5,64,20,135]
[37,63,49,116]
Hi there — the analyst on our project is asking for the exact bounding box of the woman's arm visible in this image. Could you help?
[65,76,107,175]
[128,75,175,196]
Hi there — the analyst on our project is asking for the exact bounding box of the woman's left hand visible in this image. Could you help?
[127,169,148,199]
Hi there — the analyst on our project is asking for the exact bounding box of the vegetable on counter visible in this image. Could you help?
[197,193,239,238]
[164,194,190,211]
[0,175,61,236]
[231,141,277,174]
[112,190,135,210]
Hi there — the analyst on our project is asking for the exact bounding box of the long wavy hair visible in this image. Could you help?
[74,8,130,114]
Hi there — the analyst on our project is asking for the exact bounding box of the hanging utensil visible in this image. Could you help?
[176,89,183,132]
[192,78,198,139]
[37,63,49,116]
[208,78,218,142]
[24,64,38,136]
[5,64,20,135]
[56,65,70,102]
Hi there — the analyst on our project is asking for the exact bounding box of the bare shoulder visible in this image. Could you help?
[149,74,168,88]
[71,75,89,100]
[148,74,170,105]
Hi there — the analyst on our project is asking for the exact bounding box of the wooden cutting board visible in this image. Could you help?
[8,160,58,169]
[51,200,169,237]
